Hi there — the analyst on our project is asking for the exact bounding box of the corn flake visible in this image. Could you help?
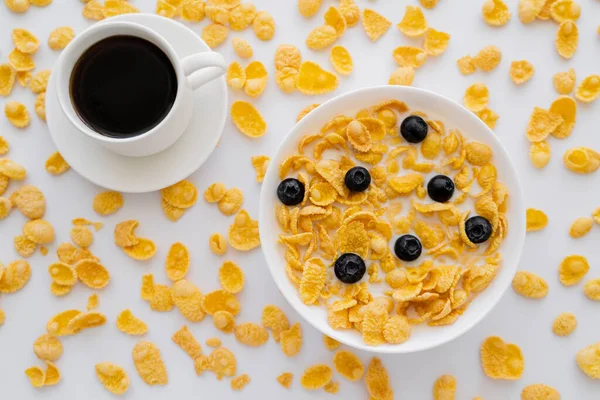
[482,0,512,26]
[228,3,256,30]
[389,67,415,86]
[12,29,40,54]
[8,49,35,72]
[201,289,240,316]
[74,259,110,289]
[213,310,236,333]
[433,374,456,400]
[362,8,391,42]
[559,254,589,286]
[162,180,198,209]
[521,384,561,400]
[92,191,123,215]
[518,0,545,23]
[550,0,581,23]
[172,325,202,360]
[71,225,93,249]
[244,61,268,98]
[576,342,600,379]
[553,68,576,94]
[44,364,60,386]
[551,312,577,336]
[48,262,77,286]
[526,208,548,231]
[231,101,267,138]
[219,260,245,293]
[209,233,227,255]
[45,152,70,175]
[277,372,293,388]
[83,0,105,20]
[393,46,427,69]
[330,45,353,76]
[48,27,75,51]
[526,107,563,142]
[5,101,30,128]
[262,304,290,342]
[464,83,489,112]
[300,364,332,390]
[298,0,321,17]
[0,64,17,96]
[116,309,148,336]
[234,322,269,347]
[230,374,250,391]
[424,28,450,56]
[46,309,81,336]
[575,75,600,103]
[252,11,276,41]
[25,366,45,388]
[333,350,364,381]
[473,45,501,72]
[299,258,327,304]
[132,341,168,385]
[480,336,524,380]
[95,362,130,395]
[570,217,593,238]
[563,147,600,174]
[204,182,226,203]
[202,23,229,48]
[208,347,237,379]
[457,56,476,75]
[510,60,534,84]
[512,271,548,298]
[232,37,252,59]
[280,322,302,356]
[555,20,578,59]
[124,238,157,260]
[33,333,63,361]
[397,5,428,37]
[296,61,339,96]
[584,278,600,301]
[228,209,260,251]
[366,357,393,400]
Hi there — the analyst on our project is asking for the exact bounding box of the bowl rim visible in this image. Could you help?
[259,85,525,354]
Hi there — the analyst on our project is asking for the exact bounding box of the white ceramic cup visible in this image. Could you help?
[55,21,226,157]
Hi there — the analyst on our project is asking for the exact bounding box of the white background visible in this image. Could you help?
[1,0,599,399]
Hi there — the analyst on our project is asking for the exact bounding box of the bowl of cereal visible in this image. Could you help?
[259,85,525,353]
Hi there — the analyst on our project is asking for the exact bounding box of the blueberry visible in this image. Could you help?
[394,234,422,262]
[334,253,366,284]
[344,166,371,192]
[465,216,493,244]
[277,178,305,206]
[400,115,428,143]
[427,175,455,203]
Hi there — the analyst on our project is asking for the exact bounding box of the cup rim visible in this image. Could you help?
[55,20,185,145]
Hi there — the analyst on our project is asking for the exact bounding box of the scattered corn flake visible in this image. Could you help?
[0,64,16,96]
[526,208,548,231]
[92,191,123,215]
[563,147,600,174]
[339,0,359,27]
[300,364,332,390]
[43,361,60,386]
[114,220,139,248]
[46,309,81,336]
[280,322,302,356]
[555,20,578,59]
[171,279,205,322]
[209,233,228,255]
[149,284,174,312]
[0,197,12,219]
[156,0,178,18]
[244,61,268,98]
[553,68,576,95]
[464,83,489,112]
[584,278,600,301]
[252,11,276,41]
[389,67,415,86]
[8,49,35,72]
[518,0,545,23]
[0,137,8,155]
[333,350,364,381]
[228,3,256,31]
[277,372,294,388]
[231,101,267,138]
[231,373,251,390]
[25,366,45,388]
[330,45,353,76]
[33,333,63,361]
[231,38,252,59]
[202,23,229,48]
[298,0,321,17]
[48,27,75,50]
[45,152,70,175]
[208,347,237,379]
[162,180,198,209]
[510,60,534,84]
[48,262,77,286]
[87,293,99,311]
[552,312,577,336]
[83,0,105,20]
[95,362,130,395]
[482,0,512,26]
[569,217,593,238]
[549,96,576,138]
[218,188,244,216]
[575,75,600,103]
[457,56,476,75]
[172,325,202,359]
[275,66,299,93]
[0,158,27,180]
[228,209,260,251]
[397,5,428,37]
[202,289,241,315]
[296,61,339,95]
[480,336,524,380]
[576,342,600,379]
[205,337,222,348]
[124,238,157,261]
[50,282,72,297]
[66,310,107,333]
[550,0,581,23]
[71,225,93,249]
[234,322,269,347]
[433,374,456,400]
[324,381,340,394]
[512,271,548,299]
[32,91,45,121]
[362,8,391,42]
[132,341,168,385]
[181,0,205,22]
[14,234,36,258]
[16,71,31,87]
[392,46,427,69]
[74,259,110,289]
[116,309,148,336]
[219,260,245,293]
[477,108,499,130]
[23,219,54,244]
[250,155,270,183]
[521,384,561,400]
[205,5,229,24]
[424,28,450,56]
[306,25,338,50]
[473,45,501,72]
[161,199,186,221]
[12,29,39,54]
[29,70,50,94]
[525,107,563,142]
[213,310,236,333]
[262,304,290,342]
[323,6,346,37]
[559,255,589,286]
[365,357,393,400]
[165,242,190,281]
[5,101,30,128]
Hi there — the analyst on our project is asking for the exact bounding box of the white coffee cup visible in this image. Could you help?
[55,21,226,157]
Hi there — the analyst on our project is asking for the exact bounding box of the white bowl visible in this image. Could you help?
[259,86,526,353]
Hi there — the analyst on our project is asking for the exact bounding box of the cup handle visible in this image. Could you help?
[180,52,226,90]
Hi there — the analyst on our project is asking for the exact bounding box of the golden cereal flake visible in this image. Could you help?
[333,350,364,381]
[324,6,346,37]
[518,0,545,23]
[171,279,205,322]
[0,136,8,155]
[45,152,70,175]
[231,101,267,138]
[0,159,26,181]
[228,209,260,251]
[29,69,50,93]
[219,260,245,293]
[262,304,290,342]
[575,75,600,103]
[124,238,157,261]
[4,101,30,128]
[95,362,130,395]
[231,374,251,390]
[48,262,77,286]
[563,147,600,174]
[206,337,222,347]
[202,23,229,48]
[116,309,148,336]
[525,107,563,142]
[330,45,353,76]
[93,191,123,215]
[231,37,252,59]
[162,180,198,209]
[251,156,270,183]
[512,271,548,299]
[559,255,589,286]
[46,309,81,336]
[324,381,340,394]
[275,66,299,93]
[0,64,17,96]
[526,208,548,231]
[12,29,40,54]
[147,283,173,312]
[226,62,246,91]
[306,25,338,50]
[50,282,73,297]
[16,71,31,87]
[228,3,256,31]
[361,8,391,42]
[553,68,576,94]
[299,258,327,304]
[423,28,451,56]
[397,5,428,37]
[457,56,476,75]
[33,334,63,361]
[132,341,168,385]
[244,61,268,98]
[213,310,236,333]
[521,384,561,400]
[161,199,186,221]
[14,234,36,258]
[510,60,534,84]
[584,278,600,301]
[114,220,139,248]
[0,197,12,219]
[433,374,456,400]
[482,0,512,26]
[156,0,178,18]
[83,0,105,20]
[87,293,99,310]
[172,325,202,359]
[552,312,577,336]
[25,366,45,388]
[74,259,110,289]
[365,357,393,400]
[389,67,415,86]
[549,95,576,138]
[300,364,332,390]
[23,219,55,244]
[208,347,237,379]
[48,27,75,50]
[576,342,600,379]
[201,289,240,316]
[165,242,190,281]
[218,188,244,216]
[204,182,226,203]
[234,322,269,347]
[555,20,578,59]
[340,0,359,27]
[473,45,501,72]
[464,83,489,112]
[71,225,93,248]
[43,361,61,386]
[277,372,294,388]
[480,336,524,380]
[569,217,593,238]
[209,233,227,255]
[298,0,321,17]
[205,5,229,24]
[550,0,581,23]
[393,46,427,69]
[66,310,107,333]
[252,11,276,41]
[8,49,35,72]
[280,322,302,356]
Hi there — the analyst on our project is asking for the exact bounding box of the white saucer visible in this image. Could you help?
[46,14,228,193]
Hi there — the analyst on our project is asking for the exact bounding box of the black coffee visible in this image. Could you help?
[70,35,177,138]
